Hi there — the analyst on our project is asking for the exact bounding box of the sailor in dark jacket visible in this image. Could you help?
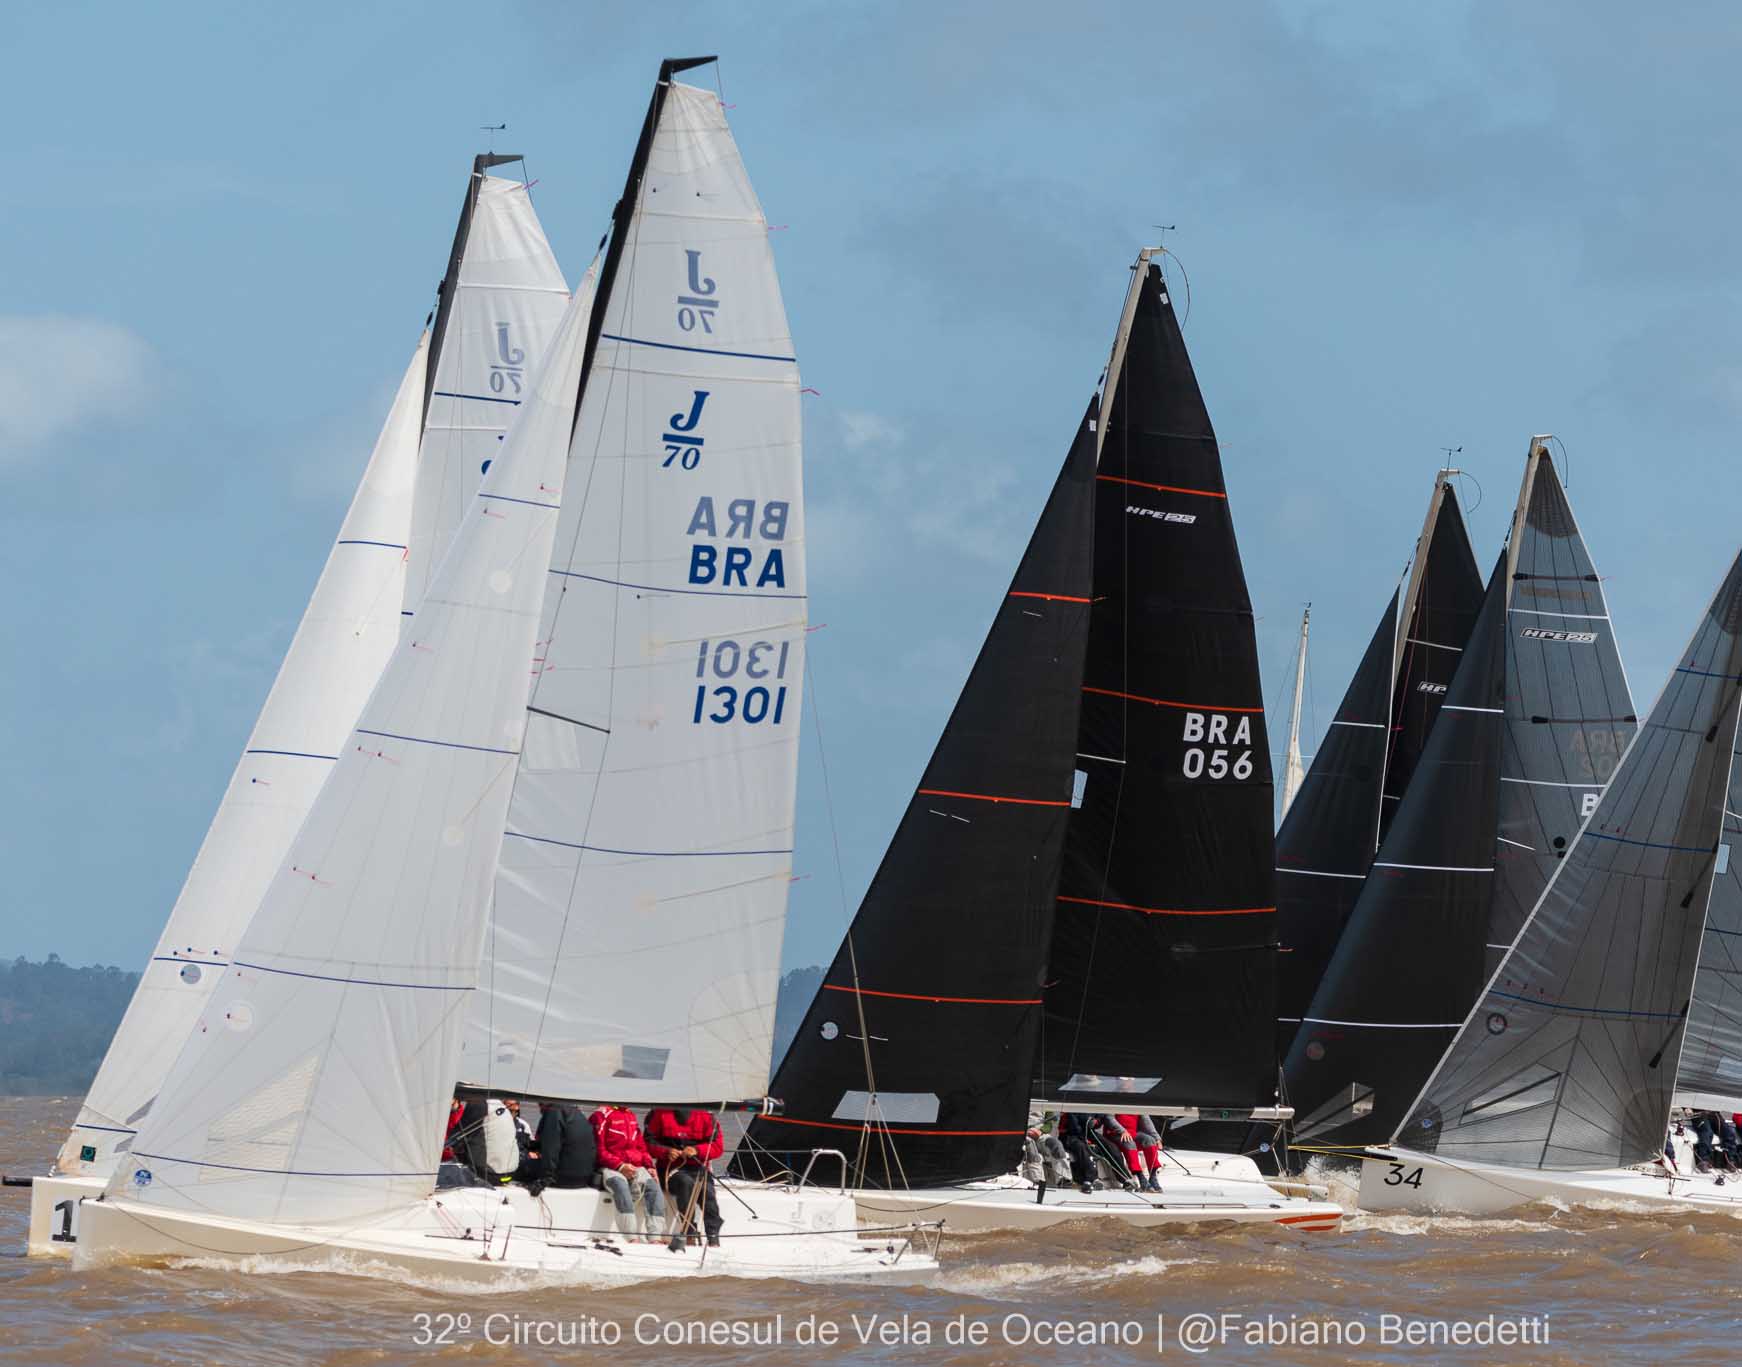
[1058,1111,1099,1192]
[519,1102,599,1193]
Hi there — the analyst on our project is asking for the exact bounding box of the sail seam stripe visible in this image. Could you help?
[244,749,339,761]
[1276,868,1365,879]
[1405,638,1462,651]
[1488,988,1685,1021]
[548,568,805,601]
[1330,720,1385,728]
[1676,666,1742,680]
[503,830,791,857]
[916,788,1069,807]
[130,1151,434,1178]
[1095,474,1226,499]
[1057,895,1273,917]
[1499,777,1597,788]
[1496,837,1536,851]
[1082,686,1262,712]
[1583,831,1712,853]
[231,959,473,991]
[355,729,518,756]
[1371,862,1494,873]
[73,1122,137,1134]
[1077,752,1126,765]
[821,984,1042,1005]
[335,540,408,550]
[152,955,230,966]
[1300,1017,1461,1029]
[479,492,560,510]
[1442,705,1504,714]
[1008,591,1093,603]
[599,332,797,364]
[432,390,520,406]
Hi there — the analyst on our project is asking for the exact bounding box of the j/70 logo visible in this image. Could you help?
[677,250,720,333]
[489,323,525,395]
[1180,711,1254,781]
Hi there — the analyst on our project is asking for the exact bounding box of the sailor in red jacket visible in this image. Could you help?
[645,1108,725,1249]
[589,1104,666,1240]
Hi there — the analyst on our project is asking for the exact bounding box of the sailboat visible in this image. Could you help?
[731,252,1341,1232]
[1279,606,1311,817]
[72,59,938,1286]
[28,157,569,1258]
[1357,547,1742,1214]
[1280,440,1637,1167]
[1271,473,1482,1063]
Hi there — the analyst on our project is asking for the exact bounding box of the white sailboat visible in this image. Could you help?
[72,60,938,1286]
[28,156,568,1256]
[1357,546,1742,1215]
[1280,604,1310,817]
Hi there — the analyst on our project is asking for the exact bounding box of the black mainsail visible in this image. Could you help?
[1677,735,1742,1113]
[1035,258,1276,1110]
[1273,476,1483,1058]
[1281,444,1632,1152]
[734,402,1097,1188]
[1400,549,1742,1170]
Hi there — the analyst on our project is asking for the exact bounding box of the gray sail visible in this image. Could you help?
[1677,734,1742,1111]
[1398,549,1742,1171]
[1489,444,1637,974]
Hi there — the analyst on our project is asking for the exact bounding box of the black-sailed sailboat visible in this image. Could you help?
[737,252,1341,1232]
[1281,441,1635,1160]
[1359,548,1742,1215]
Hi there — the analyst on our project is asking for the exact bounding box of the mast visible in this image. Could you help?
[1280,604,1311,816]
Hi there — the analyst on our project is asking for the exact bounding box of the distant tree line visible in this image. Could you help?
[0,956,138,1095]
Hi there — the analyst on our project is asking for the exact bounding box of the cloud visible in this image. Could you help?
[0,315,156,457]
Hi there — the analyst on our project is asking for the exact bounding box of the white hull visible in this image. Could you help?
[854,1150,1341,1233]
[26,1173,103,1256]
[1357,1145,1742,1216]
[70,1180,939,1288]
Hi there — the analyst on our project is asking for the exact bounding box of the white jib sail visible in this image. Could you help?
[461,81,807,1106]
[57,333,429,1181]
[110,271,597,1228]
[406,174,570,617]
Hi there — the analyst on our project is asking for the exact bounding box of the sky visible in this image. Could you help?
[4,1,1740,980]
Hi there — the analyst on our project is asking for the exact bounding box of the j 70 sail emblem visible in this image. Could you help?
[663,390,710,469]
[490,323,525,395]
[678,250,720,332]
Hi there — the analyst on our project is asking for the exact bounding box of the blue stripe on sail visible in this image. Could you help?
[244,749,339,761]
[505,830,793,858]
[432,390,520,405]
[1489,988,1685,1021]
[549,568,805,601]
[599,332,797,364]
[131,1151,435,1179]
[479,492,559,510]
[1676,666,1742,680]
[1584,831,1713,854]
[402,611,415,617]
[335,540,408,550]
[75,1122,137,1135]
[355,728,518,756]
[231,960,474,991]
[152,955,230,966]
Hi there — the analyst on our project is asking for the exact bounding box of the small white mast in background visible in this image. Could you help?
[1281,603,1311,815]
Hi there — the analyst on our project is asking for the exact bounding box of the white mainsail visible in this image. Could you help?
[1280,604,1310,816]
[110,268,598,1227]
[460,80,807,1106]
[56,333,429,1180]
[406,171,570,617]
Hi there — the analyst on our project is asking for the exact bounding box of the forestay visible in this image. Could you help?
[57,334,428,1182]
[407,167,569,616]
[460,79,807,1107]
[1399,549,1742,1170]
[109,275,596,1227]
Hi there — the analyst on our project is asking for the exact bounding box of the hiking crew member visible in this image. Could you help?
[520,1101,598,1193]
[591,1103,666,1239]
[646,1108,724,1250]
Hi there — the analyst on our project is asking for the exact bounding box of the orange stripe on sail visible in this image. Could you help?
[823,984,1042,1006]
[1082,686,1263,713]
[1097,474,1226,499]
[1057,895,1274,918]
[1008,591,1093,604]
[917,788,1071,807]
[760,1115,1024,1137]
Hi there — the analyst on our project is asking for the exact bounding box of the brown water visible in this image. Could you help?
[2,1098,1737,1366]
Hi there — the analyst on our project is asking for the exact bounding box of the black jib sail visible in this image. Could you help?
[1400,549,1742,1170]
[1035,257,1277,1111]
[1677,732,1742,1114]
[1281,444,1632,1153]
[732,401,1097,1189]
